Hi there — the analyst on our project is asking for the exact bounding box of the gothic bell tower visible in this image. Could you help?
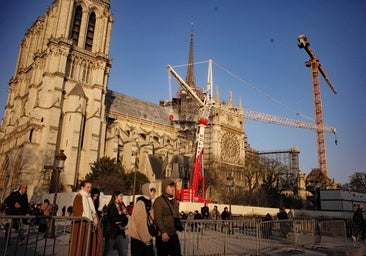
[0,0,113,199]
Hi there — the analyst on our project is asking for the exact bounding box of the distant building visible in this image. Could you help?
[320,190,366,212]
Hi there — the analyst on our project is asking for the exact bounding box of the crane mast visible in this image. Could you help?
[298,34,337,177]
[167,64,212,202]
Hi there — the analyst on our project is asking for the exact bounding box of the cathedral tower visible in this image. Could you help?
[0,0,113,199]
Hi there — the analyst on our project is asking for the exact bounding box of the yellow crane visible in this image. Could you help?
[298,34,337,177]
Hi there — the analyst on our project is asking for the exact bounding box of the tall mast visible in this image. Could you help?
[185,23,196,88]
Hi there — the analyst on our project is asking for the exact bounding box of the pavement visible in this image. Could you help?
[261,239,366,256]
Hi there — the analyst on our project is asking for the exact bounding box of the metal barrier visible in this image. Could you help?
[179,218,348,255]
[257,219,348,255]
[0,215,93,256]
[180,219,258,256]
[316,219,348,245]
[258,219,316,254]
[0,216,349,256]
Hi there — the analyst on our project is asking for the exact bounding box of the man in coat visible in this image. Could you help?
[153,179,182,256]
[3,184,29,245]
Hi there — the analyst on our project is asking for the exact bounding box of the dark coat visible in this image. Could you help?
[201,206,209,219]
[277,210,288,220]
[103,202,128,239]
[221,209,231,220]
[3,190,29,216]
[353,208,364,226]
[153,194,180,236]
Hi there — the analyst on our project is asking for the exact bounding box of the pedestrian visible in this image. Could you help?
[277,207,289,238]
[352,203,365,241]
[201,202,209,219]
[200,202,209,230]
[193,210,202,232]
[91,187,102,219]
[221,207,231,234]
[29,202,42,231]
[129,182,157,256]
[90,187,103,255]
[69,180,102,256]
[38,198,53,233]
[153,179,182,256]
[288,209,294,219]
[187,211,194,231]
[210,205,219,231]
[179,211,187,221]
[2,184,29,245]
[261,213,273,239]
[103,191,129,256]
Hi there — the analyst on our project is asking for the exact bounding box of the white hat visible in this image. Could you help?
[149,183,157,190]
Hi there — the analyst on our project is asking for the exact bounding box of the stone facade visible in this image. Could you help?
[0,0,113,200]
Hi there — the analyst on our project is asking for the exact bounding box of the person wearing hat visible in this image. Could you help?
[153,179,182,256]
[129,182,157,256]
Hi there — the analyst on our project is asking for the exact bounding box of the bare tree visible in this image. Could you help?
[242,154,263,193]
[343,172,366,193]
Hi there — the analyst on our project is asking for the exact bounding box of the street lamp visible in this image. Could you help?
[226,174,235,215]
[132,155,138,203]
[45,150,67,238]
[226,173,235,235]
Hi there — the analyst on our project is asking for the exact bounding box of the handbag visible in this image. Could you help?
[147,212,159,236]
[137,196,159,236]
[174,217,184,231]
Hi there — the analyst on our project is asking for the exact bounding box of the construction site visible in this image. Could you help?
[155,31,340,204]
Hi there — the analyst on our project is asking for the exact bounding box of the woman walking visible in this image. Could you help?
[103,191,129,256]
[69,180,102,256]
[129,183,157,256]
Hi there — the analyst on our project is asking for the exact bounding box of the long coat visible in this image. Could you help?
[69,193,103,256]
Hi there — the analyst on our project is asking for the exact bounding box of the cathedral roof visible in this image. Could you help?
[106,90,172,126]
[148,155,165,179]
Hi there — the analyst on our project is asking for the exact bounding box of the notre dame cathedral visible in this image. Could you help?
[0,0,307,204]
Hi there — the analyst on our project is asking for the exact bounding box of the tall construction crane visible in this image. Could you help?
[298,34,337,177]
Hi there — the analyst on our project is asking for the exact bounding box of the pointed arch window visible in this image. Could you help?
[85,12,96,51]
[71,6,82,46]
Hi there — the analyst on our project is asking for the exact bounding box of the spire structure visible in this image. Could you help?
[185,23,196,88]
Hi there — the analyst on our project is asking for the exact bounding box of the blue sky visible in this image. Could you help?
[0,0,365,185]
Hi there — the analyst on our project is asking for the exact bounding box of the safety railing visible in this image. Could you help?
[0,215,93,256]
[0,215,349,256]
[179,219,258,256]
[257,218,348,255]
